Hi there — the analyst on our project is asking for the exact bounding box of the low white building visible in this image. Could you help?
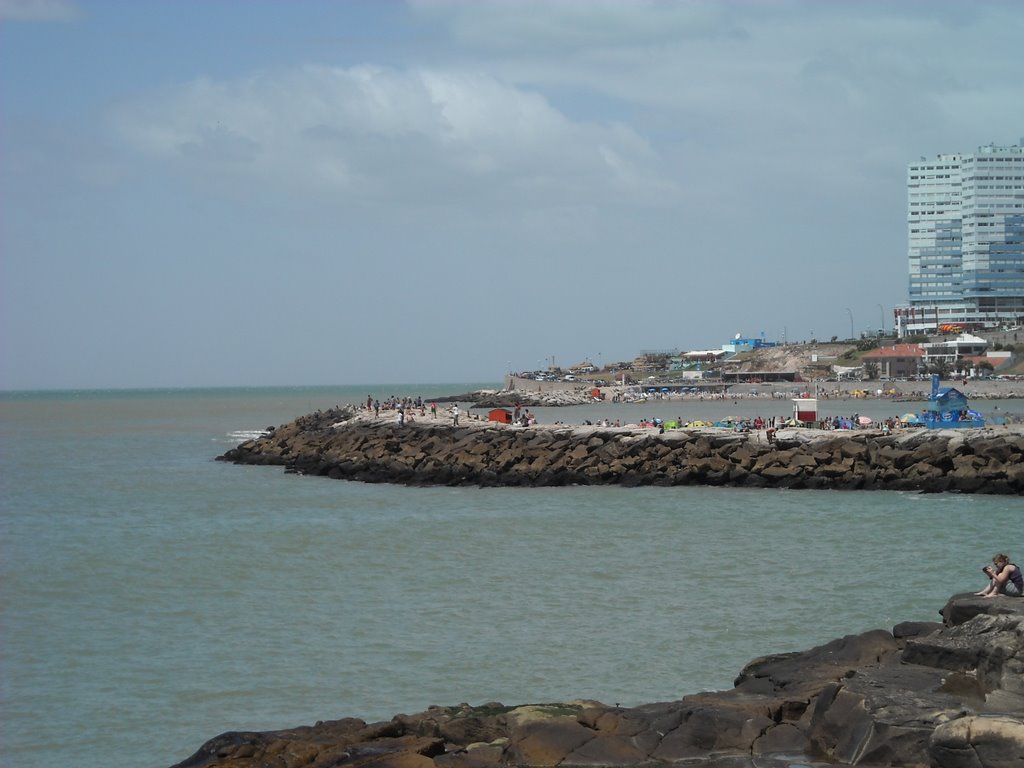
[920,333,989,364]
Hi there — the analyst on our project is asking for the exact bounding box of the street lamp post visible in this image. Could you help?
[845,308,854,340]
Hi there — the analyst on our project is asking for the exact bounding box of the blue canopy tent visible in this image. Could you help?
[921,375,984,429]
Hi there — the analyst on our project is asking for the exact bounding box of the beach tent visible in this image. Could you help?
[488,408,513,424]
[857,416,873,426]
[933,387,969,413]
[922,385,984,429]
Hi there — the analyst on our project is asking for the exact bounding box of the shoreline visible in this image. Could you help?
[492,375,1024,405]
[418,377,1024,417]
[172,594,1024,768]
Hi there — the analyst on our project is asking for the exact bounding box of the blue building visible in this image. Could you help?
[921,375,984,429]
[721,334,778,354]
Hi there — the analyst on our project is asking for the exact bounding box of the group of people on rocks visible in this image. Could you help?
[511,404,536,427]
[365,395,440,423]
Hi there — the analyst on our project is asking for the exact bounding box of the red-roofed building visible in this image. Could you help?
[862,344,925,379]
[960,352,1012,373]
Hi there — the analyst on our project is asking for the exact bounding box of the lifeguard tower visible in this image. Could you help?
[792,396,818,426]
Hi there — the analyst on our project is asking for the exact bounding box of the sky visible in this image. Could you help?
[2,1,1023,389]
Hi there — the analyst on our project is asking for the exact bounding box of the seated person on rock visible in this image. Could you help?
[976,553,1023,598]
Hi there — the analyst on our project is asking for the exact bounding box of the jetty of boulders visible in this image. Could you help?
[218,407,1024,494]
[172,594,1024,768]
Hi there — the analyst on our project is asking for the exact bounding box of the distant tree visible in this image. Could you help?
[977,360,995,373]
[830,335,838,343]
[863,361,880,380]
[856,338,878,352]
[929,358,951,378]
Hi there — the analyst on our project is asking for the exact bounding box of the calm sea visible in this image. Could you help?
[1,385,1020,768]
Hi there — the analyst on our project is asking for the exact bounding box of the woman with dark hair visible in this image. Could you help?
[976,554,1023,597]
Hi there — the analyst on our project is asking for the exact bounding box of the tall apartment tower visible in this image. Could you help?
[897,140,1024,336]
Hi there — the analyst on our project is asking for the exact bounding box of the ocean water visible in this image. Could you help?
[0,386,1020,768]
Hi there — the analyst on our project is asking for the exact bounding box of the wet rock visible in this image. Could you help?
[171,595,1024,768]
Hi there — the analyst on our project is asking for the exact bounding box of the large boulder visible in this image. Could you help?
[171,602,1024,768]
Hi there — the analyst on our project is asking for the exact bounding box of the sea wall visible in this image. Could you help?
[218,409,1024,494]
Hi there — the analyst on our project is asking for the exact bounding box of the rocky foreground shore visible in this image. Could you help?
[172,595,1023,768]
[218,408,1024,494]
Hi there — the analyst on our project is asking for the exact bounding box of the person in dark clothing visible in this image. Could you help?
[976,553,1023,597]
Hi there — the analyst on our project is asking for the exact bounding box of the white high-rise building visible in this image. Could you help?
[896,140,1024,336]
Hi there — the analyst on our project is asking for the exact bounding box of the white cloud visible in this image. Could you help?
[411,1,1023,153]
[0,0,79,22]
[410,0,745,51]
[111,64,676,206]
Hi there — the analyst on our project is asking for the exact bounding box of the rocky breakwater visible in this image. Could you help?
[473,389,597,408]
[172,595,1024,768]
[218,409,1024,494]
[426,385,597,409]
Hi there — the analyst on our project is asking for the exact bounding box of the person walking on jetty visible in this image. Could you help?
[976,554,1023,597]
[451,403,460,426]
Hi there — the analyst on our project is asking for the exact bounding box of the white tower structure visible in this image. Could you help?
[897,140,1024,336]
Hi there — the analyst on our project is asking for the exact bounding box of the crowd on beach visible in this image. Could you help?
[364,395,440,424]
[355,385,1020,433]
[360,395,538,427]
[574,413,918,435]
[614,384,989,403]
[356,395,928,435]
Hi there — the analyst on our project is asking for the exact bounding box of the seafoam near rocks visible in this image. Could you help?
[219,407,1024,494]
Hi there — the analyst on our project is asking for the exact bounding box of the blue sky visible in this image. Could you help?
[2,0,1023,389]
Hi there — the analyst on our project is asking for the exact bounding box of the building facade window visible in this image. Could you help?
[899,141,1024,336]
